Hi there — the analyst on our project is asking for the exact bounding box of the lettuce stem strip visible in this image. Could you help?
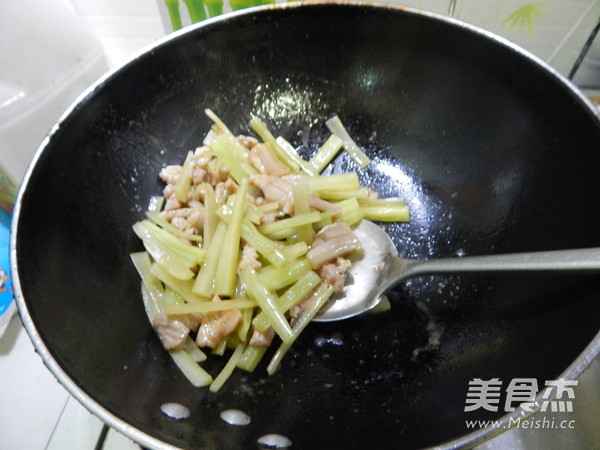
[309,134,344,173]
[325,115,371,168]
[215,183,249,296]
[164,298,257,315]
[240,267,294,344]
[193,220,227,296]
[252,270,321,333]
[209,344,245,392]
[267,282,334,375]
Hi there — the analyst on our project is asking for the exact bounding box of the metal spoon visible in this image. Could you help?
[314,220,600,322]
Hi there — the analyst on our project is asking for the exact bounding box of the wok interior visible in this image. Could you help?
[15,4,600,449]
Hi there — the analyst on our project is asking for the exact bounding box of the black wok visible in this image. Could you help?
[12,3,600,449]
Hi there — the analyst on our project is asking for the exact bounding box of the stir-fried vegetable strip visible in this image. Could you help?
[131,111,409,391]
[325,114,371,168]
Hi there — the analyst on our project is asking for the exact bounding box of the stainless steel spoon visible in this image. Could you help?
[314,220,600,322]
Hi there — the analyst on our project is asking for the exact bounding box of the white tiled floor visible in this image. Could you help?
[46,397,106,450]
[0,312,138,450]
[47,396,139,450]
[0,314,69,450]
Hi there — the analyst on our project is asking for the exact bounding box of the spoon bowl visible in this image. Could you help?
[315,220,600,321]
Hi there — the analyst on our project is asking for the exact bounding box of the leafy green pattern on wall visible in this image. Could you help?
[165,0,552,35]
[165,0,275,30]
[503,2,547,34]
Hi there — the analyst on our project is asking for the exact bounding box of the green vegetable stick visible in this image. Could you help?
[193,220,227,296]
[275,136,317,176]
[211,336,229,356]
[162,286,185,306]
[170,348,213,387]
[209,134,254,184]
[252,270,321,332]
[145,211,203,243]
[147,195,164,212]
[241,219,287,266]
[258,258,312,291]
[359,197,405,207]
[139,220,206,265]
[313,211,334,230]
[133,222,195,280]
[333,198,366,227]
[236,345,268,372]
[279,241,308,261]
[205,108,234,137]
[184,337,207,362]
[150,262,209,303]
[215,183,249,296]
[164,298,257,315]
[318,187,372,201]
[245,203,262,225]
[209,344,246,392]
[246,201,279,225]
[197,183,217,246]
[296,172,361,193]
[131,251,165,318]
[205,112,253,169]
[258,227,295,241]
[359,197,409,222]
[267,282,334,375]
[258,211,322,235]
[226,333,243,350]
[363,204,410,222]
[368,295,391,314]
[325,115,371,168]
[292,183,314,245]
[237,307,254,341]
[309,134,344,173]
[240,267,294,344]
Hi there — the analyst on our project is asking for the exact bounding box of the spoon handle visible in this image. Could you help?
[398,247,600,280]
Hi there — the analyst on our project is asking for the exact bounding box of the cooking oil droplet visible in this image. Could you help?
[160,403,190,420]
[220,409,251,426]
[258,433,292,448]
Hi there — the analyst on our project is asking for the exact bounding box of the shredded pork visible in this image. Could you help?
[249,174,339,215]
[158,147,224,237]
[249,143,290,176]
[289,283,328,328]
[236,134,259,149]
[319,257,352,293]
[196,297,243,348]
[306,222,362,268]
[249,174,295,214]
[249,327,276,347]
[152,312,203,350]
[239,244,262,270]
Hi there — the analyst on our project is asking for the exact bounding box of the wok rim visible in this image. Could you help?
[10,2,600,449]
